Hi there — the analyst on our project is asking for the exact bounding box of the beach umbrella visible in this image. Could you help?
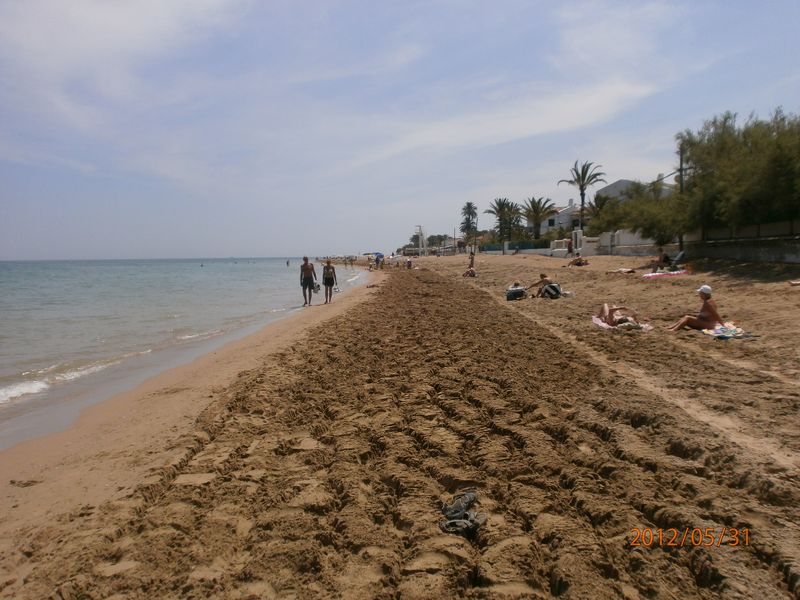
[374,252,384,259]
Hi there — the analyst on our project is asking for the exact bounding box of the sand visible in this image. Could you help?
[1,255,799,599]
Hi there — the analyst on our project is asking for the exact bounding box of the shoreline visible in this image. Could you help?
[0,261,368,447]
[0,271,382,569]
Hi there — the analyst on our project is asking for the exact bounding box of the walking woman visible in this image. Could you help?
[322,259,338,304]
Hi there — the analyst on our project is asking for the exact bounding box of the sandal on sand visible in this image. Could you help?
[441,491,477,520]
[440,511,487,535]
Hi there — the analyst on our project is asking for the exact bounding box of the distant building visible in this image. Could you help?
[595,178,675,201]
[594,179,637,200]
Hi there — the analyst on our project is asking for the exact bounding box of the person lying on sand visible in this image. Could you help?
[597,303,641,327]
[790,280,800,286]
[606,268,637,274]
[566,253,589,267]
[667,284,723,331]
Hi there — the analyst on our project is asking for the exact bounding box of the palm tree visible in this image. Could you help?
[484,198,521,253]
[460,201,478,249]
[558,160,607,230]
[522,196,558,239]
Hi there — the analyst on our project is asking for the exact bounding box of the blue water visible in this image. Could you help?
[0,258,363,414]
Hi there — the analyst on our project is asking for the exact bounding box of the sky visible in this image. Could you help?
[1,0,799,259]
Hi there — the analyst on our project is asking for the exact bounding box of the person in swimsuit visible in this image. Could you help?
[524,273,550,297]
[650,247,671,273]
[667,284,723,331]
[322,259,337,304]
[597,303,640,326]
[300,256,317,306]
[566,252,589,266]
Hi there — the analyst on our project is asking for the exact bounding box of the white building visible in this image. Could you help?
[527,199,581,236]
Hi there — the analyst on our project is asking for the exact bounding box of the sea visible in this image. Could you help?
[0,258,364,450]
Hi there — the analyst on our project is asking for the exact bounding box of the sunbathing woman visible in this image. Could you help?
[667,284,723,331]
[597,303,640,327]
[566,253,589,267]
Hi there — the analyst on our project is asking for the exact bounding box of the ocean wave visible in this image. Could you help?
[22,363,60,376]
[0,380,50,404]
[53,361,119,382]
[346,274,360,282]
[177,329,222,341]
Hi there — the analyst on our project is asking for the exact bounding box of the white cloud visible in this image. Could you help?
[0,0,246,130]
[331,78,656,174]
[548,0,684,79]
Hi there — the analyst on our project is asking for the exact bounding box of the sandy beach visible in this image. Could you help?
[1,256,799,599]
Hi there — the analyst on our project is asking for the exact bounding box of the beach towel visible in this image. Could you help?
[701,321,755,340]
[592,316,652,331]
[642,270,688,279]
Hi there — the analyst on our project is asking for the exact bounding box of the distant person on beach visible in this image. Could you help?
[567,239,573,257]
[406,258,412,269]
[286,259,290,267]
[463,267,477,277]
[650,247,671,272]
[667,284,723,331]
[597,303,641,327]
[566,253,589,267]
[322,259,337,304]
[300,256,317,307]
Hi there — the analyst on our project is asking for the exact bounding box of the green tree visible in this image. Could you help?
[618,181,691,247]
[558,160,607,230]
[427,234,447,248]
[522,196,558,239]
[484,198,521,253]
[585,197,627,236]
[460,201,478,246]
[677,108,800,235]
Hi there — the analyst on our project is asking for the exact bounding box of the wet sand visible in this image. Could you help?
[1,256,799,599]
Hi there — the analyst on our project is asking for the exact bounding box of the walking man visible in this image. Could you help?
[300,256,317,306]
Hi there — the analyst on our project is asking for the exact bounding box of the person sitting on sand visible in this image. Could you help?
[667,284,723,331]
[527,273,562,298]
[650,247,671,273]
[597,303,641,327]
[463,267,477,277]
[566,253,589,267]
